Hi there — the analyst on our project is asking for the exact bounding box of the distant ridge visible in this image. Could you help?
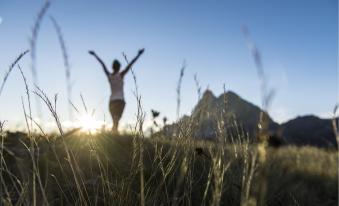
[164,90,337,148]
[281,115,337,147]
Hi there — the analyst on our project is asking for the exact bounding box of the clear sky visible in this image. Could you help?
[0,0,337,131]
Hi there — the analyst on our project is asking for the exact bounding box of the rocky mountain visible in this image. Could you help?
[189,90,279,139]
[164,90,337,148]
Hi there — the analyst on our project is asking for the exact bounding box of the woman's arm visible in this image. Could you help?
[120,48,144,77]
[89,50,110,77]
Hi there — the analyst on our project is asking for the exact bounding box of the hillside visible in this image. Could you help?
[281,115,337,147]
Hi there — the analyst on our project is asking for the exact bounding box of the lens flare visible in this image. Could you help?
[78,114,102,133]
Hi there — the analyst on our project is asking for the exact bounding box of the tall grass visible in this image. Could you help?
[0,115,337,205]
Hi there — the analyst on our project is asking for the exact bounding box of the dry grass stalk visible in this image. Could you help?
[242,25,276,205]
[0,50,29,97]
[176,60,186,120]
[30,1,51,119]
[18,65,33,132]
[194,73,202,101]
[122,52,146,206]
[50,16,73,121]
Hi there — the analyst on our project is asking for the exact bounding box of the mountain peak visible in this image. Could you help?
[225,90,239,98]
[202,89,216,100]
[218,90,240,100]
[192,89,217,117]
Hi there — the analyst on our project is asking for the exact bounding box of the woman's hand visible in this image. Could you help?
[88,50,96,55]
[138,48,145,55]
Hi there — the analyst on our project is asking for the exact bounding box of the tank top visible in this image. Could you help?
[109,73,124,101]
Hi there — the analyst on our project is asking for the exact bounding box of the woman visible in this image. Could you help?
[89,48,144,133]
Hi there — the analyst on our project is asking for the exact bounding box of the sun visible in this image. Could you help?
[77,114,102,133]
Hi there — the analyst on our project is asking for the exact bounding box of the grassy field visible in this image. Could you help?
[0,131,337,206]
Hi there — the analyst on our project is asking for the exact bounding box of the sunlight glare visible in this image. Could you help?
[78,114,102,133]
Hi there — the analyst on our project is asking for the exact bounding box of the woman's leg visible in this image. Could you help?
[110,100,126,134]
[109,101,115,132]
[112,115,119,133]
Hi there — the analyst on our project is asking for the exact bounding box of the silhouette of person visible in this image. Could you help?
[89,48,145,133]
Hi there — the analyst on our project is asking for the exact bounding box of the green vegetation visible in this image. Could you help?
[0,131,337,205]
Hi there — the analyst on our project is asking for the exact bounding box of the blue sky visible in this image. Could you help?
[0,0,337,131]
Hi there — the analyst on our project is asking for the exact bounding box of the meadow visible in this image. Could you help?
[0,129,337,206]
